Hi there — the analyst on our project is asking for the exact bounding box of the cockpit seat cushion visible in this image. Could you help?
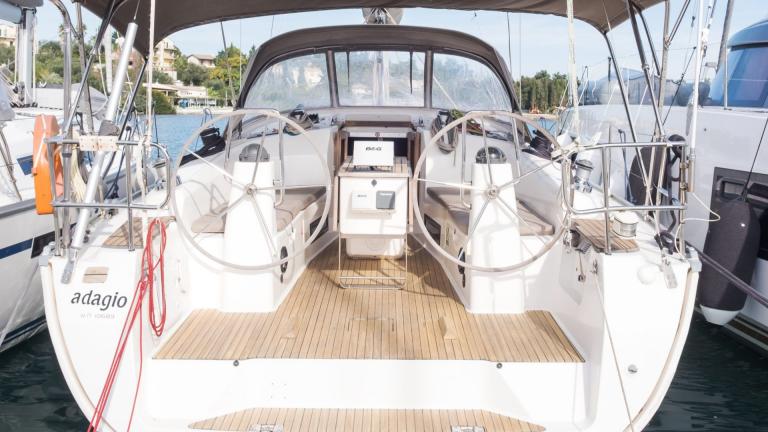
[190,186,326,234]
[275,186,326,232]
[426,187,554,236]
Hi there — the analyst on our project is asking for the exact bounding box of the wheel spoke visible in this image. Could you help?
[249,125,268,185]
[464,197,491,251]
[192,194,248,239]
[258,183,328,192]
[496,197,548,246]
[183,147,246,189]
[480,117,495,187]
[247,194,278,257]
[498,159,555,190]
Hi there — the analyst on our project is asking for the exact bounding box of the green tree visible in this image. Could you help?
[35,37,106,93]
[135,88,175,115]
[183,63,208,86]
[153,71,174,85]
[173,47,188,82]
[517,70,569,113]
[209,45,246,104]
[0,44,14,70]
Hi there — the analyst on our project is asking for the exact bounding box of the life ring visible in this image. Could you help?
[32,114,62,215]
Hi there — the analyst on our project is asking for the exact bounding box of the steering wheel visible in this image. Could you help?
[171,109,332,271]
[413,110,566,273]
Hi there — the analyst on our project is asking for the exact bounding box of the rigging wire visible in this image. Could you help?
[565,0,581,139]
[587,251,636,432]
[742,117,768,199]
[519,14,522,98]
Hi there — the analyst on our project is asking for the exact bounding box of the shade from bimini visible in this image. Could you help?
[80,0,663,55]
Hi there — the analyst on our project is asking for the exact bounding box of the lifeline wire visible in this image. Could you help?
[592,256,636,432]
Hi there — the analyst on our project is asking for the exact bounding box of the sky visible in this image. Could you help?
[30,1,768,80]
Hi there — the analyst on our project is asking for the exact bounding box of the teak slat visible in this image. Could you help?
[155,239,582,363]
[575,219,639,252]
[189,408,544,432]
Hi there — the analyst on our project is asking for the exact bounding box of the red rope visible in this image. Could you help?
[87,218,167,432]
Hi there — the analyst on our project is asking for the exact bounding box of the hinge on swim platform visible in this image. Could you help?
[247,424,283,432]
[451,426,485,432]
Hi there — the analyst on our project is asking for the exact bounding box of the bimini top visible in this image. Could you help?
[236,25,517,109]
[80,0,663,55]
[729,18,768,48]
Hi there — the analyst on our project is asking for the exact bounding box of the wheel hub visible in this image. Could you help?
[486,185,500,199]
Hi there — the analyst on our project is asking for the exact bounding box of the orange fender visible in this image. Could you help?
[32,115,62,215]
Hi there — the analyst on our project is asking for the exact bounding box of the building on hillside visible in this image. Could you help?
[153,38,177,80]
[187,53,215,69]
[144,82,217,108]
[0,24,17,47]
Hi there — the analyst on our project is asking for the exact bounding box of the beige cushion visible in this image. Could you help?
[426,187,554,236]
[275,187,326,232]
[190,186,326,234]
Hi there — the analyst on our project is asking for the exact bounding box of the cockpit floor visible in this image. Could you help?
[154,239,582,363]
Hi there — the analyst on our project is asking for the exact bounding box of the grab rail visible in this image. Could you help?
[45,136,172,254]
[561,138,688,254]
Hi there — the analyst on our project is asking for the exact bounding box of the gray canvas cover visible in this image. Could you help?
[80,0,663,55]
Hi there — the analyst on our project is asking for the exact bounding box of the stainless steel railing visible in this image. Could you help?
[561,139,689,254]
[45,136,172,257]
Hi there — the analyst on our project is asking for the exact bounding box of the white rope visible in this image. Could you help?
[566,0,580,139]
[69,149,86,201]
[673,191,720,254]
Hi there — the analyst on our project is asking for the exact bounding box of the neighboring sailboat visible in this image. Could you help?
[0,0,112,352]
[40,1,701,431]
[0,0,143,353]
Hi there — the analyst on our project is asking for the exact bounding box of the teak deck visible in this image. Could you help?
[155,240,582,363]
[575,219,639,253]
[189,408,545,431]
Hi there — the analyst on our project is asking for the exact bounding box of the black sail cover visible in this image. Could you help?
[79,0,664,55]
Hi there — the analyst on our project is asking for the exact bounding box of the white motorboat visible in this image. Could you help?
[40,1,703,431]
